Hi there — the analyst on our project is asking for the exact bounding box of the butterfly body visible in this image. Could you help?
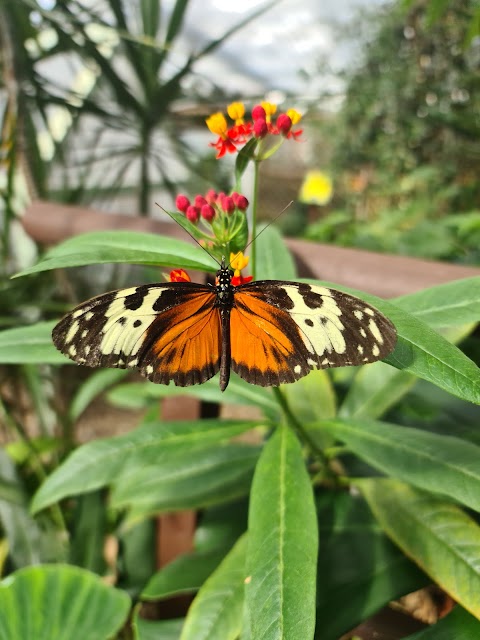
[53,262,397,391]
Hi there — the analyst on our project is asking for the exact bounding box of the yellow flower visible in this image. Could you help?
[206,112,228,137]
[261,101,277,122]
[299,170,333,205]
[230,251,249,275]
[286,108,302,125]
[227,102,245,124]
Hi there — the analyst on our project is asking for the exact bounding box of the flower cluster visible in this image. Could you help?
[206,101,302,158]
[175,189,248,225]
[174,189,250,262]
[168,251,252,286]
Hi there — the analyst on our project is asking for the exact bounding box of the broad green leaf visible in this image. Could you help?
[282,369,336,425]
[0,564,130,640]
[235,139,257,184]
[142,547,228,600]
[107,373,279,419]
[70,369,128,421]
[358,478,480,619]
[320,418,480,512]
[339,362,416,419]
[315,492,426,640]
[246,425,318,640]
[32,419,258,513]
[254,225,297,281]
[404,605,480,639]
[14,231,215,277]
[305,279,480,405]
[0,322,65,364]
[110,442,260,520]
[180,535,247,640]
[134,614,183,640]
[394,277,480,328]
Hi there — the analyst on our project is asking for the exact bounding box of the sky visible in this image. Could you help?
[178,0,387,100]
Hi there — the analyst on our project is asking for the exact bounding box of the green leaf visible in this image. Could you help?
[254,225,297,280]
[246,425,318,640]
[110,442,260,520]
[394,277,480,328]
[180,535,246,640]
[142,547,228,600]
[32,419,259,514]
[320,418,480,512]
[69,492,107,574]
[0,564,130,640]
[133,614,183,640]
[0,322,66,364]
[107,374,279,419]
[283,369,336,425]
[404,606,480,639]
[315,492,426,640]
[69,369,128,422]
[358,478,480,619]
[305,279,480,405]
[14,231,215,277]
[235,139,257,185]
[339,362,416,419]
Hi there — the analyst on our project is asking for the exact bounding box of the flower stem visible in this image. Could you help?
[251,159,260,280]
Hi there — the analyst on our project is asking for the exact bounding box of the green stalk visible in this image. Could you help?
[272,386,328,468]
[250,159,260,280]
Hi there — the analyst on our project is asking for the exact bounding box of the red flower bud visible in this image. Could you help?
[194,195,207,208]
[185,205,200,223]
[253,118,268,138]
[205,189,217,204]
[221,196,235,214]
[201,204,215,222]
[234,194,249,210]
[175,194,190,212]
[252,105,266,121]
[277,113,292,136]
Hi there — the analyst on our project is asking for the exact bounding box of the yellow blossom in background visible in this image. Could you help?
[298,170,333,206]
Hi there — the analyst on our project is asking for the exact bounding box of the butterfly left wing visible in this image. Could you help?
[230,280,397,387]
[52,283,222,387]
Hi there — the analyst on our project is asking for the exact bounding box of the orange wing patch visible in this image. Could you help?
[143,290,221,386]
[230,289,309,386]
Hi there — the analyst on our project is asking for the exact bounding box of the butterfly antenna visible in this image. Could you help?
[155,203,222,267]
[227,200,294,269]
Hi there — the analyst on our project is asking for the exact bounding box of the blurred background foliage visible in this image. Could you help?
[303,0,480,263]
[0,0,478,266]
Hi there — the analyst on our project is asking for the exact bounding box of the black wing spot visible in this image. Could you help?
[124,285,149,310]
[304,318,314,327]
[133,319,142,328]
[298,283,324,309]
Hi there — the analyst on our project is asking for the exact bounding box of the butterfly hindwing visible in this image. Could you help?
[230,280,397,386]
[52,283,221,386]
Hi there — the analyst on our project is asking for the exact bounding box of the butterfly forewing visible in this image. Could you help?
[230,281,397,386]
[52,282,222,387]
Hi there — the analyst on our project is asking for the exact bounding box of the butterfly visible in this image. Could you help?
[52,258,397,391]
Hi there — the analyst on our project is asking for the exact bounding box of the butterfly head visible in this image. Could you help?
[215,257,234,305]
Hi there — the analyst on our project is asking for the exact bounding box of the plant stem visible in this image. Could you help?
[250,159,260,280]
[272,386,328,467]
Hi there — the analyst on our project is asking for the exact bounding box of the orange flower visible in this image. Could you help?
[169,269,191,283]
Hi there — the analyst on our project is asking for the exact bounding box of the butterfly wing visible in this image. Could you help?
[230,280,397,386]
[52,283,221,387]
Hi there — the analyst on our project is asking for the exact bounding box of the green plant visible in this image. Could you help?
[0,100,480,640]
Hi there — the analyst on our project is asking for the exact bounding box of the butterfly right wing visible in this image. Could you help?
[52,282,222,387]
